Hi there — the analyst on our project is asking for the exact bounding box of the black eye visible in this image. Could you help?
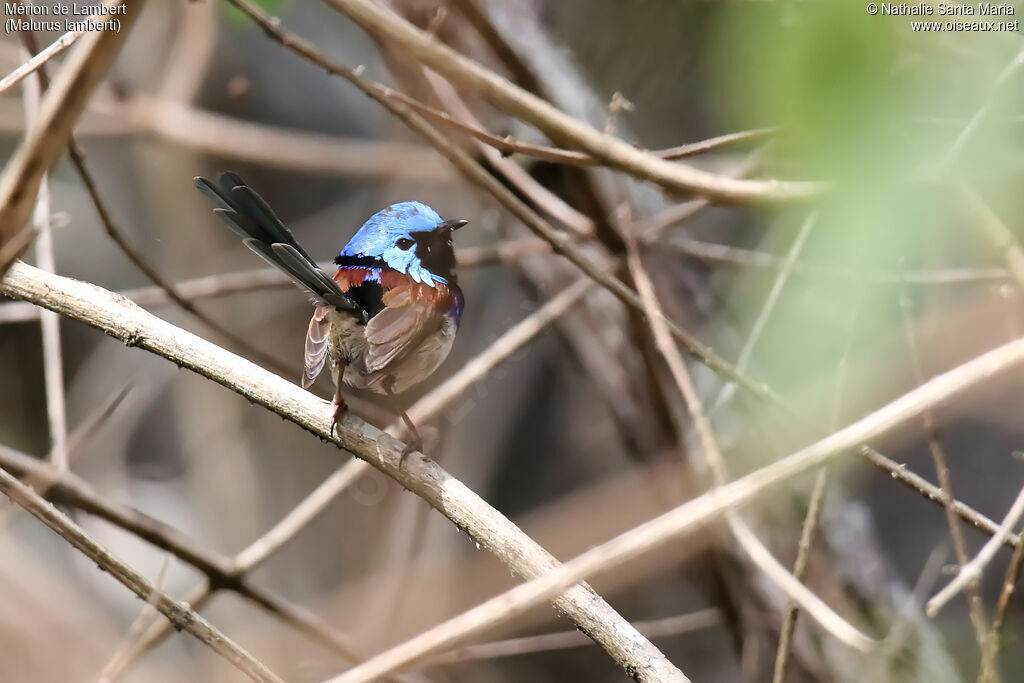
[396,238,414,250]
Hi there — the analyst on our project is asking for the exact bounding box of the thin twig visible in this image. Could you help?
[0,0,146,275]
[626,225,873,653]
[320,0,822,204]
[958,182,1024,288]
[112,95,454,182]
[709,214,816,414]
[899,277,995,675]
[937,46,1024,171]
[19,39,68,471]
[771,468,830,683]
[774,270,861,683]
[666,238,1010,285]
[65,134,295,380]
[94,554,172,683]
[99,581,213,683]
[387,86,772,167]
[0,462,284,683]
[318,324,1024,682]
[0,385,130,532]
[424,609,722,666]
[990,514,1024,655]
[861,446,1020,550]
[417,69,593,235]
[928,483,1024,616]
[0,29,82,94]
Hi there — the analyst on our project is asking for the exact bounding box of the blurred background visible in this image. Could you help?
[2,1,1024,681]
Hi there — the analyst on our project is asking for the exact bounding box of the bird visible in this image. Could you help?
[194,172,466,451]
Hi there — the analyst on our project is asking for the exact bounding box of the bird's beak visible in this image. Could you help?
[439,219,468,232]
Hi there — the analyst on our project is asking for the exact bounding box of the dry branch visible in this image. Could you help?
[325,325,1024,681]
[0,260,687,683]
[860,446,1020,550]
[1,239,1010,325]
[0,0,146,274]
[321,0,822,204]
[228,0,780,407]
[898,276,997,678]
[425,610,721,666]
[927,483,1024,617]
[386,85,772,167]
[0,29,82,94]
[66,274,595,680]
[0,462,283,683]
[627,220,874,653]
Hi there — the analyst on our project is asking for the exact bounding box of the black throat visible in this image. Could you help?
[412,230,457,285]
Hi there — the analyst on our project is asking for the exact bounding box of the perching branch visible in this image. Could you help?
[75,276,593,681]
[0,260,687,683]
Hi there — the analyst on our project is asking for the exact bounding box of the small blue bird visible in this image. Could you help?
[195,172,466,445]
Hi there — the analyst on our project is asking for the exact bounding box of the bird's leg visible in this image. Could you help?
[386,380,422,469]
[331,380,348,439]
[398,408,423,452]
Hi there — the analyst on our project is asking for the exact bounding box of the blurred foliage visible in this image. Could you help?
[713,2,1023,418]
[221,0,289,25]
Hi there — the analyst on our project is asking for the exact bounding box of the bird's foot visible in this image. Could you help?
[330,396,348,439]
[398,433,424,471]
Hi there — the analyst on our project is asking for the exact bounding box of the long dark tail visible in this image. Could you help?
[195,172,367,322]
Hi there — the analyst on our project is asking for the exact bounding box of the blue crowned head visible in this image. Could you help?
[335,201,466,287]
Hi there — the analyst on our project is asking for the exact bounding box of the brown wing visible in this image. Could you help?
[361,284,444,374]
[303,305,332,388]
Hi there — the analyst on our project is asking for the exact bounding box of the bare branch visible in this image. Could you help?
[0,261,688,683]
[424,610,721,666]
[387,86,773,166]
[0,29,82,95]
[94,555,172,683]
[322,321,1024,682]
[899,276,995,674]
[227,0,782,408]
[0,462,284,683]
[113,96,455,183]
[771,468,830,683]
[861,446,1020,550]
[958,181,1024,288]
[0,0,146,275]
[320,0,822,204]
[991,506,1024,655]
[927,483,1024,616]
[19,45,68,470]
[627,220,874,653]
